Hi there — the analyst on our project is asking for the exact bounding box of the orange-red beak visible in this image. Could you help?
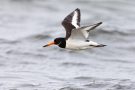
[43,41,55,47]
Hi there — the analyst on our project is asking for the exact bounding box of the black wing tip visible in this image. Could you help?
[95,22,103,27]
[98,22,103,25]
[75,8,80,11]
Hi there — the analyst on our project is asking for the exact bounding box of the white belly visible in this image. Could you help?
[66,39,99,49]
[66,39,90,49]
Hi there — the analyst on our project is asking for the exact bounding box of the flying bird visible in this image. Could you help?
[43,8,106,49]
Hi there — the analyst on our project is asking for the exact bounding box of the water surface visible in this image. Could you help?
[0,0,135,90]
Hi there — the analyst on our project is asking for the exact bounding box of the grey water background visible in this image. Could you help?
[0,0,135,90]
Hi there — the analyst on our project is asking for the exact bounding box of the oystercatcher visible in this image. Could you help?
[43,8,106,49]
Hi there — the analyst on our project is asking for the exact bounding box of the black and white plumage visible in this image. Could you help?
[43,8,106,49]
[62,8,80,40]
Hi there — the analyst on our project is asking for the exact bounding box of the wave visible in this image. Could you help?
[97,28,135,36]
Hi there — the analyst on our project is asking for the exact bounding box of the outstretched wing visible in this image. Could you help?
[69,22,103,41]
[62,8,81,40]
[80,22,102,40]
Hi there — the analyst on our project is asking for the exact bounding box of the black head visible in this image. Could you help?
[54,38,66,48]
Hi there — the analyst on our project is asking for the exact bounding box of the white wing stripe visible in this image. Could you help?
[72,11,79,28]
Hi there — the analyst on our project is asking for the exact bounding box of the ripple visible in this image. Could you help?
[20,34,52,42]
[0,39,19,44]
[18,83,41,88]
[59,87,86,90]
[84,83,109,88]
[97,29,135,36]
[74,76,95,81]
[0,76,21,79]
[73,76,135,90]
[61,62,88,67]
[6,50,47,58]
[111,84,131,90]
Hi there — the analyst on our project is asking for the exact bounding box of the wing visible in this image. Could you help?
[68,22,102,41]
[80,22,102,40]
[62,8,81,40]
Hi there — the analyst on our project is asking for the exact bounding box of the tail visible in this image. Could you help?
[95,44,106,47]
[89,41,106,47]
